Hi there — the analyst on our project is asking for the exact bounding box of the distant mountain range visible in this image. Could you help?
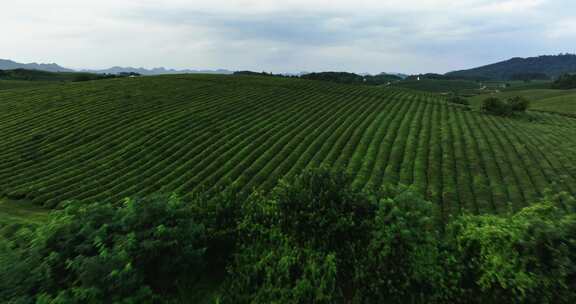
[0,59,232,75]
[0,59,74,72]
[81,66,233,75]
[446,54,576,80]
[5,55,576,80]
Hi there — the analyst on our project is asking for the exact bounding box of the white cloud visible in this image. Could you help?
[1,0,573,73]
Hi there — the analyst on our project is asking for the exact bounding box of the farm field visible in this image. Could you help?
[1,74,576,218]
[0,80,58,91]
[392,79,480,93]
[468,88,576,115]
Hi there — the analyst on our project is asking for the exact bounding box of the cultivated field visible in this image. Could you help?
[1,75,575,218]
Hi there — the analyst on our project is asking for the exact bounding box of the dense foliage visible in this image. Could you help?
[551,74,576,89]
[447,94,470,105]
[0,195,208,303]
[510,72,550,81]
[0,69,121,82]
[392,79,479,93]
[301,72,401,85]
[481,96,530,115]
[2,169,576,303]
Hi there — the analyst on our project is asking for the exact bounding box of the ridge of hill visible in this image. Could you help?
[446,54,576,80]
[0,75,575,216]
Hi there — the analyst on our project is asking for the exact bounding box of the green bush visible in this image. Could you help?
[223,170,576,303]
[0,194,207,303]
[481,96,530,116]
[481,97,512,116]
[445,192,576,303]
[448,95,470,106]
[223,168,375,303]
[507,96,530,112]
[224,170,454,303]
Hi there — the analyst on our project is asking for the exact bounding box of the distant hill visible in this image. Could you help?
[0,59,73,72]
[0,59,232,75]
[446,54,576,80]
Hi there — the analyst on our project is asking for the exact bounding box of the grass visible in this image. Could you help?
[392,79,480,93]
[0,198,49,227]
[0,80,59,91]
[468,89,576,115]
[0,74,575,217]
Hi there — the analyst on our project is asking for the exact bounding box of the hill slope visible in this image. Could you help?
[1,75,575,217]
[447,54,576,80]
[392,79,479,93]
[469,89,576,116]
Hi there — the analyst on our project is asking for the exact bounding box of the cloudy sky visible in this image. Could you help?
[2,0,575,74]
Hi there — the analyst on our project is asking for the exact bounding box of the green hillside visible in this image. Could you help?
[0,80,58,90]
[392,79,479,93]
[446,54,576,80]
[1,75,576,217]
[469,89,576,115]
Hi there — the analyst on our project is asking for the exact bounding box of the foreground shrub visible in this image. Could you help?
[223,170,450,303]
[0,195,207,303]
[357,190,455,303]
[2,170,575,303]
[224,170,576,303]
[446,192,576,303]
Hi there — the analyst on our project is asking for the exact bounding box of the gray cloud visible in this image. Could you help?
[2,0,575,74]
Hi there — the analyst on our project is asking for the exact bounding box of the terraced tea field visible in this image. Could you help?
[1,75,575,217]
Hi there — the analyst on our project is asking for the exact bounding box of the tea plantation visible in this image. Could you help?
[1,74,575,218]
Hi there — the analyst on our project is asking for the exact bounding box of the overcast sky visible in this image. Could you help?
[2,0,575,74]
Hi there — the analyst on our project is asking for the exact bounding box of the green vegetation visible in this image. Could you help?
[1,74,575,216]
[480,96,530,116]
[0,194,208,303]
[392,79,479,93]
[468,89,576,115]
[447,94,470,106]
[0,80,59,91]
[2,169,576,303]
[552,74,576,90]
[301,72,402,85]
[0,199,48,227]
[446,54,576,80]
[0,69,135,89]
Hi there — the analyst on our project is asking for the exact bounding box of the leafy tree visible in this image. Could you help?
[551,74,576,89]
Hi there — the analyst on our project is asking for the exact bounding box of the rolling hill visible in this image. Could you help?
[1,75,575,218]
[392,79,480,93]
[447,54,576,80]
[468,89,576,116]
